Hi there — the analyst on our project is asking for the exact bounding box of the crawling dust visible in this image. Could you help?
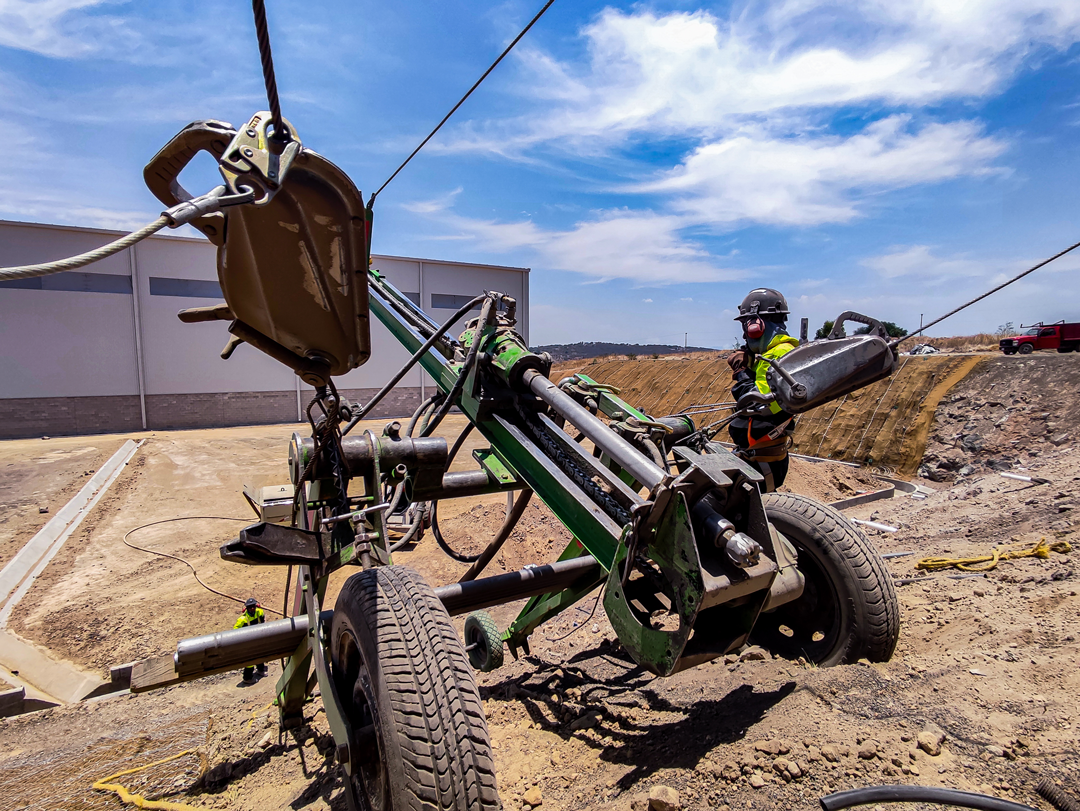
[1,353,1078,810]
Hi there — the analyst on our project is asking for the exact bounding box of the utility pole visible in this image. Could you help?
[684,332,687,349]
[919,313,924,335]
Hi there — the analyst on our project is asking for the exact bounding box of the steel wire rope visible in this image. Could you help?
[368,0,557,204]
[122,517,283,615]
[0,187,255,280]
[893,237,1080,346]
[251,0,288,141]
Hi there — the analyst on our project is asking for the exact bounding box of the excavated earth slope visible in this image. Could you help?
[2,352,1079,811]
[553,353,990,475]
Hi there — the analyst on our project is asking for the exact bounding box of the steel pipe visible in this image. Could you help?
[522,369,666,491]
[174,611,332,676]
[434,554,601,616]
[419,469,523,501]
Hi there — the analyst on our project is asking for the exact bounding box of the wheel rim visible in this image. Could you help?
[465,623,488,670]
[335,630,389,811]
[751,535,843,663]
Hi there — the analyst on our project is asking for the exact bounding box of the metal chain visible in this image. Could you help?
[514,399,631,527]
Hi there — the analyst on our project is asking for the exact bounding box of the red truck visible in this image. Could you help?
[999,321,1080,354]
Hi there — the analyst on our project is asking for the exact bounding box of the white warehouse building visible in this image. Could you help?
[0,219,528,439]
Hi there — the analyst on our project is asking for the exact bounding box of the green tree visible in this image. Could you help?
[815,320,844,339]
[854,321,908,338]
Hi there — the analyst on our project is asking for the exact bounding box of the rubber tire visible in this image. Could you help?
[752,493,900,666]
[1019,343,1034,354]
[464,611,504,673]
[331,566,501,811]
[1003,348,1017,355]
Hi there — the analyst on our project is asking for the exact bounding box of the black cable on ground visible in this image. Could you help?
[545,585,604,642]
[370,0,558,204]
[430,423,481,563]
[820,785,1040,811]
[122,516,283,616]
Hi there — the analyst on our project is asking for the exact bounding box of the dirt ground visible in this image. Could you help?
[1,353,1079,811]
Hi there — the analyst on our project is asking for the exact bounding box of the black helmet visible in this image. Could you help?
[734,288,789,321]
[245,598,258,610]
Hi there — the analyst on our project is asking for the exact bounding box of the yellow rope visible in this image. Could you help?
[92,749,204,811]
[917,538,1072,573]
[246,700,275,729]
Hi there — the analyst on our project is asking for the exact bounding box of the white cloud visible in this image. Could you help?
[633,116,1006,227]
[484,2,1080,147]
[861,245,988,280]
[0,1,141,59]
[420,208,744,285]
[642,298,653,303]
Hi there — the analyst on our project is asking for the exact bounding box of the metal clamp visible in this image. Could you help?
[219,111,302,204]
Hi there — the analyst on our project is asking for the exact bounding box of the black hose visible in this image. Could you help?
[122,516,283,616]
[389,504,427,553]
[406,393,441,437]
[821,785,1041,811]
[430,423,481,562]
[421,297,495,438]
[458,488,533,582]
[342,295,486,436]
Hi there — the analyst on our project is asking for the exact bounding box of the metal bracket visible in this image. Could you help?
[219,111,302,204]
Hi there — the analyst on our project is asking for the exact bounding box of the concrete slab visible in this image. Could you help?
[0,630,104,703]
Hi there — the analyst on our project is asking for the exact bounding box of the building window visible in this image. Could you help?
[0,271,132,294]
[402,291,421,306]
[149,277,224,298]
[430,293,480,311]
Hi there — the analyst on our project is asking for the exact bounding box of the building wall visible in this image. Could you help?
[0,220,528,439]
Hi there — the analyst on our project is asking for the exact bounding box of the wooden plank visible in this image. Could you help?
[129,654,180,693]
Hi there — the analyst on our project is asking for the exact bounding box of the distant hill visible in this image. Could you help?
[530,342,716,362]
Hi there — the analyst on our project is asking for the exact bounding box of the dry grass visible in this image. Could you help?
[915,333,1000,352]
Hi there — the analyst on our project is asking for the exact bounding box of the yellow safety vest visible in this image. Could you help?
[234,607,265,628]
[753,334,800,415]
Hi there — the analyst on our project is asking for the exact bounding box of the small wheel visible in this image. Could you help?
[1003,348,1017,355]
[331,566,501,811]
[464,611,504,672]
[1019,343,1034,354]
[751,493,899,666]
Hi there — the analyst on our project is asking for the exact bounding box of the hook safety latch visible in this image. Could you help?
[218,111,302,204]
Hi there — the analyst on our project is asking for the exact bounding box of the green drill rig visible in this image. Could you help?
[127,112,901,811]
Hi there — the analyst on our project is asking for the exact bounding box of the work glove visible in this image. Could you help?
[727,349,749,375]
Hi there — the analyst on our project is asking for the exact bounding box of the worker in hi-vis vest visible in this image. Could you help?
[234,597,268,683]
[726,288,799,492]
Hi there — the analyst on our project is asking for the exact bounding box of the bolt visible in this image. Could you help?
[246,128,257,137]
[242,147,255,158]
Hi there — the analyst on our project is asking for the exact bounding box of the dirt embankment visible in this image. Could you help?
[919,353,1080,483]
[553,353,1080,478]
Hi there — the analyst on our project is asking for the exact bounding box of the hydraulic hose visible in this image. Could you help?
[458,488,533,582]
[421,296,495,438]
[430,422,481,562]
[821,785,1040,811]
[342,295,486,436]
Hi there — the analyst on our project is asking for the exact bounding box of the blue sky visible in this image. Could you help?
[2,0,1080,348]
